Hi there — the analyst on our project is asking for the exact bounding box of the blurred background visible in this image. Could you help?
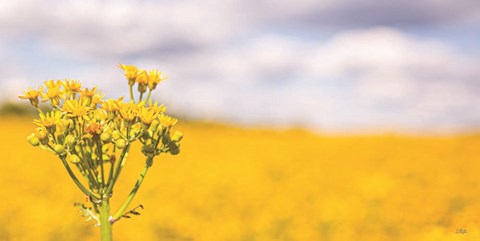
[1,0,480,241]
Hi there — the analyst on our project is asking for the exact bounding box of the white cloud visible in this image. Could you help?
[1,0,480,132]
[1,0,478,61]
[150,28,480,132]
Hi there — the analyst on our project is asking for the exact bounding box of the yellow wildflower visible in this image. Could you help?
[44,79,62,90]
[62,99,90,120]
[102,97,124,112]
[62,80,82,94]
[56,119,73,133]
[148,100,167,114]
[92,92,104,106]
[159,114,177,128]
[94,109,108,121]
[42,80,63,106]
[171,131,183,142]
[80,86,98,98]
[34,110,63,129]
[139,107,157,125]
[135,70,149,85]
[147,69,167,90]
[135,70,148,93]
[80,86,98,106]
[119,102,141,123]
[19,87,43,107]
[85,121,102,136]
[119,64,139,86]
[34,126,48,141]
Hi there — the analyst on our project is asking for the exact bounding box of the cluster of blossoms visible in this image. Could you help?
[19,65,182,233]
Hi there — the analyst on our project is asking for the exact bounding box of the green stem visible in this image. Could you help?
[99,199,112,241]
[36,106,44,114]
[60,156,100,200]
[112,157,153,220]
[75,162,94,189]
[105,144,131,196]
[80,144,100,190]
[145,90,152,104]
[96,139,105,189]
[129,85,135,103]
[106,158,115,190]
[77,122,100,190]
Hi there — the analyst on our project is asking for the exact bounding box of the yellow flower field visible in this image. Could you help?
[1,116,480,241]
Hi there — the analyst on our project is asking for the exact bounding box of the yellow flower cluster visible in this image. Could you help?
[20,65,182,198]
[119,64,167,95]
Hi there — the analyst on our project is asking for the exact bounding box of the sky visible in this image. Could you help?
[1,0,480,133]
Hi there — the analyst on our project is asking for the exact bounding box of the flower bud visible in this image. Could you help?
[57,119,70,133]
[67,154,80,164]
[162,133,171,145]
[68,119,75,131]
[65,134,76,148]
[141,144,156,157]
[138,83,147,93]
[40,138,49,146]
[35,127,48,141]
[139,129,148,139]
[101,132,112,143]
[102,154,111,162]
[57,134,65,144]
[116,139,127,149]
[109,154,116,163]
[168,142,180,155]
[54,144,66,155]
[103,126,112,134]
[132,122,142,130]
[149,119,160,132]
[95,109,108,121]
[27,133,40,146]
[112,130,121,140]
[130,123,142,138]
[172,131,183,142]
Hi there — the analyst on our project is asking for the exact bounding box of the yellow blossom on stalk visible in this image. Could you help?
[135,70,149,93]
[159,114,178,128]
[147,69,167,90]
[63,80,82,94]
[63,99,91,120]
[80,86,99,106]
[85,121,102,136]
[42,80,63,106]
[56,119,72,133]
[148,100,167,114]
[92,93,104,106]
[80,86,97,98]
[171,131,183,142]
[119,102,143,123]
[139,107,157,125]
[94,109,108,121]
[135,70,149,85]
[34,126,48,141]
[34,110,63,129]
[44,79,62,90]
[19,87,43,107]
[119,64,139,86]
[102,97,124,112]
